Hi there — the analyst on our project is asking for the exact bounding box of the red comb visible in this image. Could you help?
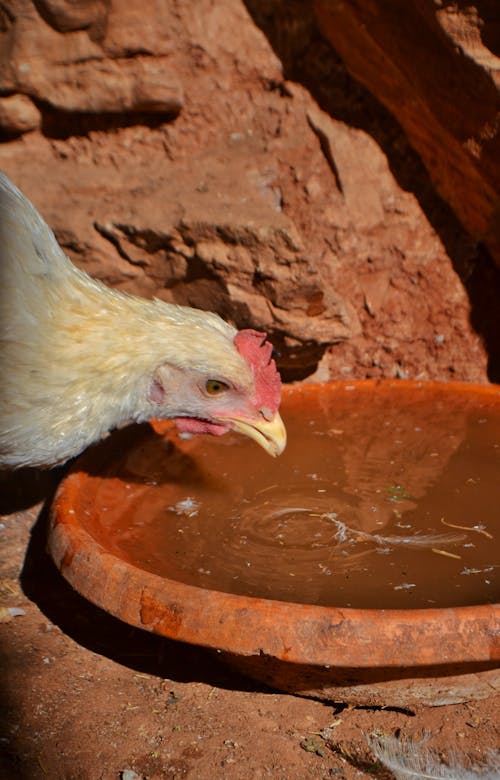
[234,329,281,414]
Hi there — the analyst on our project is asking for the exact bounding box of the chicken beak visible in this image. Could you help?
[228,411,287,457]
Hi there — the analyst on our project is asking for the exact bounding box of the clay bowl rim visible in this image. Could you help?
[48,379,500,670]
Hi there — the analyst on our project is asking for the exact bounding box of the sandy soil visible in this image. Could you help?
[0,2,499,777]
[0,472,498,780]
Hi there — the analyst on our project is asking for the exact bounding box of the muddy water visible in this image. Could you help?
[88,384,500,609]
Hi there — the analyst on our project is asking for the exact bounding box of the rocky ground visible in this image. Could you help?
[1,1,498,383]
[0,498,498,779]
[0,1,499,777]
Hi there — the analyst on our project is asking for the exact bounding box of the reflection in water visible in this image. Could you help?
[330,391,468,530]
[87,384,500,609]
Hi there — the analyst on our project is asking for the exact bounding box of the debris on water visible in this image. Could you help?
[170,497,199,517]
[269,507,311,518]
[441,517,493,539]
[461,566,495,576]
[384,485,415,503]
[432,548,462,560]
[327,517,349,543]
[322,514,463,550]
[91,383,500,609]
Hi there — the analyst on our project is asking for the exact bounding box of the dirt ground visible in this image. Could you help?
[0,1,499,777]
[0,472,498,780]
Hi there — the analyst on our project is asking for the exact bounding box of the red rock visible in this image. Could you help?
[33,0,108,34]
[0,0,491,383]
[27,57,183,114]
[313,0,500,265]
[0,1,183,115]
[0,94,41,134]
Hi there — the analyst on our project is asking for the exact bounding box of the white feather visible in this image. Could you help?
[0,172,251,467]
[367,733,500,780]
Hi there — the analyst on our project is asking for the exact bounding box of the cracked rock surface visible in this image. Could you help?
[0,0,496,383]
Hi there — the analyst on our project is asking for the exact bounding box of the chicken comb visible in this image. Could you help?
[234,329,281,414]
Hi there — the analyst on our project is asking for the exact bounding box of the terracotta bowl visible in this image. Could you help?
[48,381,500,707]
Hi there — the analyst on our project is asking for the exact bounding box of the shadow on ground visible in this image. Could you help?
[19,499,266,694]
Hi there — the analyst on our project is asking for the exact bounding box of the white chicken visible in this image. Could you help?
[0,172,286,468]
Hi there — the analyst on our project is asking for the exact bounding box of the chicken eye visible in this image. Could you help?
[205,379,229,395]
